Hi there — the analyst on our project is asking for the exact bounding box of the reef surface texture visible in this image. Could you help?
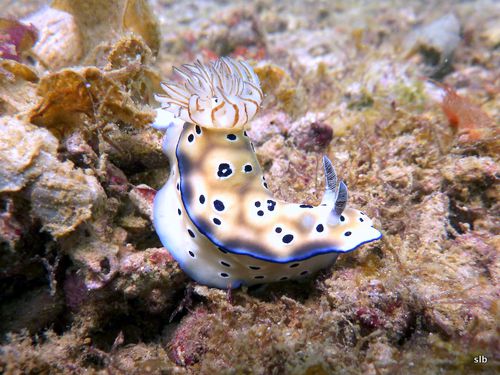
[0,0,498,374]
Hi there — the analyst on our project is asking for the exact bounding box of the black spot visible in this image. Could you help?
[226,134,237,141]
[344,231,352,237]
[176,182,180,191]
[300,271,309,276]
[199,195,206,204]
[316,224,324,232]
[213,218,222,225]
[251,143,255,152]
[280,277,288,281]
[255,201,261,207]
[282,234,294,244]
[249,266,261,270]
[257,210,264,216]
[187,134,194,142]
[220,273,229,278]
[217,163,233,178]
[263,182,269,189]
[214,200,225,211]
[275,227,282,233]
[188,251,195,258]
[244,164,253,173]
[218,247,228,254]
[340,215,345,222]
[267,200,276,211]
[188,229,195,238]
[195,125,201,134]
[290,263,300,268]
[359,218,364,222]
[220,261,231,267]
[360,211,365,215]
[177,208,181,216]
[254,275,264,279]
[243,131,248,137]
[300,204,313,208]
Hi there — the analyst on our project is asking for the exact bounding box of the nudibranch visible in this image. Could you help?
[152,58,382,289]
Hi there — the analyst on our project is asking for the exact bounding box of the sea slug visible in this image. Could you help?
[152,58,382,288]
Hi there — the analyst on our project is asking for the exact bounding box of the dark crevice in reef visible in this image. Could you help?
[167,284,198,324]
[86,284,193,352]
[444,171,496,237]
[0,195,71,341]
[51,258,75,336]
[0,260,70,342]
[447,199,476,235]
[395,309,421,346]
[126,221,162,251]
